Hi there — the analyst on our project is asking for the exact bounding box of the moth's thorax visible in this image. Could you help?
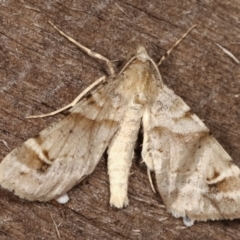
[118,57,159,104]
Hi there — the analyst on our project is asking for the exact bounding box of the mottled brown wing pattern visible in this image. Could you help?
[0,80,125,201]
[142,85,240,224]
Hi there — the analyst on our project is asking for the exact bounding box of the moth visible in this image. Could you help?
[1,23,240,227]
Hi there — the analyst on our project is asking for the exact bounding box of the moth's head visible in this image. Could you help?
[135,46,151,61]
[118,46,153,76]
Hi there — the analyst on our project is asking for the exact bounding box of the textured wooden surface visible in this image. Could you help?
[0,1,240,239]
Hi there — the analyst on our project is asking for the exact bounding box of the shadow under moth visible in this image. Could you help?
[1,23,240,227]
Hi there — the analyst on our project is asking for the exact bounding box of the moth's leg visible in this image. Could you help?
[56,193,69,204]
[141,108,157,192]
[0,139,10,150]
[27,76,105,118]
[158,25,196,66]
[183,216,195,227]
[147,168,156,193]
[49,21,115,76]
[108,104,143,208]
[215,43,240,64]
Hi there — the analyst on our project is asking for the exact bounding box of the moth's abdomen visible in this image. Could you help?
[108,101,144,208]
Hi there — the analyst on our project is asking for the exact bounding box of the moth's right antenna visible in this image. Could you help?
[158,24,197,66]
